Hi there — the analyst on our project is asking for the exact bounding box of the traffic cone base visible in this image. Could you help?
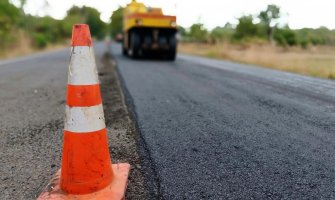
[37,163,130,200]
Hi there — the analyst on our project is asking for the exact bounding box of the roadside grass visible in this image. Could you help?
[0,31,69,60]
[178,42,335,80]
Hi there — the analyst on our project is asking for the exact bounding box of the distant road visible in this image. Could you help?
[114,43,335,199]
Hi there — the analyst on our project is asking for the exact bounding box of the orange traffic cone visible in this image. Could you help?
[38,24,130,200]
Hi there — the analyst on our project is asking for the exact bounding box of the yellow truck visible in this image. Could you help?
[122,0,177,60]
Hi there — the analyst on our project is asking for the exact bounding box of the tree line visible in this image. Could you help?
[1,0,108,49]
[1,1,334,50]
[180,5,335,48]
[108,5,335,49]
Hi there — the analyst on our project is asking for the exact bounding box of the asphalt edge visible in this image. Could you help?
[109,50,163,199]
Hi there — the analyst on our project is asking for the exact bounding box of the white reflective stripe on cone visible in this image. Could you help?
[68,46,99,85]
[65,104,106,133]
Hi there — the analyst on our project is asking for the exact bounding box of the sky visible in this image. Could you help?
[11,0,335,30]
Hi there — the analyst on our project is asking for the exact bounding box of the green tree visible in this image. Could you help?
[189,23,208,42]
[60,15,83,37]
[109,7,124,38]
[233,15,259,40]
[29,16,65,48]
[259,4,281,41]
[295,27,335,46]
[210,23,234,43]
[18,0,26,22]
[65,6,107,39]
[0,0,20,47]
[273,28,297,47]
[85,7,107,39]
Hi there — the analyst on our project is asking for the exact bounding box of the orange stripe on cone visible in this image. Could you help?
[38,24,130,200]
[71,24,92,46]
[66,84,102,107]
[61,129,113,194]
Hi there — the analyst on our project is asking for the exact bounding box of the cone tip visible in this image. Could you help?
[71,24,92,46]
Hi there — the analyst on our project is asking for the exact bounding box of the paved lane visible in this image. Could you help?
[114,43,335,199]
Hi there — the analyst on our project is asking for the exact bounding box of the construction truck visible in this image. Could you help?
[122,0,177,60]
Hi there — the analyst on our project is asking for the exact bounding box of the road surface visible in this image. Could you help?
[113,43,335,199]
[1,42,335,199]
[0,43,147,200]
[0,48,69,199]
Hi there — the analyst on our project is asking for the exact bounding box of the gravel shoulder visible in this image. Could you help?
[100,51,149,199]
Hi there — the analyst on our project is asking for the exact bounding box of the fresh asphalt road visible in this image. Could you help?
[1,42,335,200]
[114,44,335,199]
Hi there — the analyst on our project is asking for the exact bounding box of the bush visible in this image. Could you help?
[274,28,297,47]
[66,6,107,39]
[33,33,48,48]
[188,23,208,42]
[210,24,234,43]
[299,39,309,49]
[0,0,20,47]
[233,15,261,40]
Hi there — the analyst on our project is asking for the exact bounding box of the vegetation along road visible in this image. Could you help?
[1,42,335,199]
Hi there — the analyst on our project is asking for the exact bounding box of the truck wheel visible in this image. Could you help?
[129,31,141,58]
[167,49,176,60]
[122,42,127,56]
[167,36,177,60]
